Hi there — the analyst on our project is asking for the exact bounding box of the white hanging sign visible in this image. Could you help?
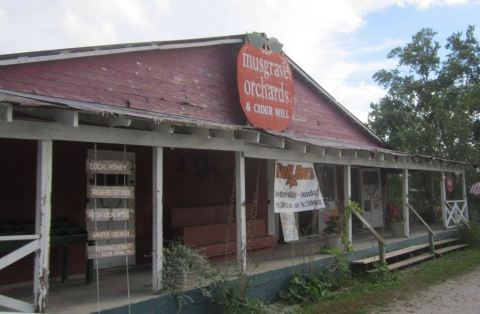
[86,159,133,174]
[274,160,325,213]
[87,243,135,259]
[280,212,299,242]
[85,208,133,221]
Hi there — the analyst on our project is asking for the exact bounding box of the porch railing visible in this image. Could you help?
[0,234,40,312]
[351,210,386,263]
[445,200,469,229]
[407,203,436,255]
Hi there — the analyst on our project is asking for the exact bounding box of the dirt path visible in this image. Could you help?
[377,267,480,314]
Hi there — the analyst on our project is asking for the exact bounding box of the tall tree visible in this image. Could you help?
[369,26,480,211]
[369,26,480,163]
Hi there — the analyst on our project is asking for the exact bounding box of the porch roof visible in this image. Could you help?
[0,88,474,173]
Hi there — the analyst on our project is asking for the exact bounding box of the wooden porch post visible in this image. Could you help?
[343,164,352,244]
[440,171,448,228]
[267,160,276,236]
[152,147,163,293]
[34,140,53,312]
[235,152,247,273]
[461,172,469,221]
[402,169,410,237]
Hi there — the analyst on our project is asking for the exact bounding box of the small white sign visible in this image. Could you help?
[87,186,134,199]
[86,159,133,174]
[85,208,132,221]
[280,212,299,242]
[87,243,135,259]
[274,161,325,213]
[88,229,135,241]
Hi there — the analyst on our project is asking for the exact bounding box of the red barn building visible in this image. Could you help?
[0,34,471,313]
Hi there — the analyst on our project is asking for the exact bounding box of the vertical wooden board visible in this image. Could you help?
[440,172,447,228]
[402,169,410,237]
[33,140,52,313]
[461,173,469,221]
[343,164,352,243]
[235,152,247,273]
[266,160,276,236]
[152,147,163,293]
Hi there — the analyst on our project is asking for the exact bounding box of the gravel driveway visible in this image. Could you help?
[377,267,480,314]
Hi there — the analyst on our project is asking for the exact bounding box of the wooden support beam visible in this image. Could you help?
[191,127,212,139]
[236,130,260,143]
[440,172,447,229]
[0,103,13,122]
[34,140,53,313]
[267,160,276,235]
[105,115,132,128]
[152,147,163,293]
[212,129,235,141]
[50,110,79,127]
[285,140,307,154]
[402,169,410,237]
[260,134,285,149]
[153,123,174,135]
[235,152,247,273]
[344,164,352,244]
[0,294,34,313]
[0,240,39,270]
[461,172,469,221]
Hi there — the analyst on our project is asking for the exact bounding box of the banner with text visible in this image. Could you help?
[274,161,325,213]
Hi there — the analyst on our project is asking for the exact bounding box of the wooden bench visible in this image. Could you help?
[171,205,277,257]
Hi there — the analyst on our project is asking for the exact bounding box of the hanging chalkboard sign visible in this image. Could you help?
[86,159,133,174]
[87,186,135,199]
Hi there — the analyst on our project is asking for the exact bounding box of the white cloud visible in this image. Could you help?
[0,0,472,122]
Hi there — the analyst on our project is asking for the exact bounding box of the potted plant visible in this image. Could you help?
[387,203,404,238]
[323,212,342,249]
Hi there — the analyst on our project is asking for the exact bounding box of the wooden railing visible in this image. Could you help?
[407,203,436,254]
[351,210,386,263]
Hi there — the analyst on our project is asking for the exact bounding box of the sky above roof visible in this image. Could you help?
[0,0,479,122]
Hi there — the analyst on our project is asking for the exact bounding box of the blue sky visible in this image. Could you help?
[0,0,479,122]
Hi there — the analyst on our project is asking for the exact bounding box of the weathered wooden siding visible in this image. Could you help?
[0,44,383,148]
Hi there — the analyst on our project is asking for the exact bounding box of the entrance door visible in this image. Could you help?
[87,149,136,269]
[360,169,383,227]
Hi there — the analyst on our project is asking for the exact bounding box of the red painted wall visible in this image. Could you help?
[0,44,383,148]
[0,140,266,284]
[0,140,153,284]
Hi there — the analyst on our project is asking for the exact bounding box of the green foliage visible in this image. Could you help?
[369,25,480,218]
[162,240,214,292]
[280,251,351,304]
[342,201,364,251]
[368,262,397,285]
[460,212,480,247]
[204,274,267,314]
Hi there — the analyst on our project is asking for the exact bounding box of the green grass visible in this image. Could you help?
[300,247,480,314]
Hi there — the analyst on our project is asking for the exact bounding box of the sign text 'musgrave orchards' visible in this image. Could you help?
[237,43,294,131]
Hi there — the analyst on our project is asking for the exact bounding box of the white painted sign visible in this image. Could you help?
[87,186,134,199]
[274,161,325,213]
[280,212,299,242]
[87,243,135,259]
[85,208,133,221]
[86,159,133,174]
[88,229,135,241]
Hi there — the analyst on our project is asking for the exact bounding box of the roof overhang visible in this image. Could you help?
[0,89,473,173]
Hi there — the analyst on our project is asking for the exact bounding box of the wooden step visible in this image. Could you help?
[434,238,461,246]
[352,243,430,265]
[352,238,461,265]
[387,253,434,270]
[435,244,468,255]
